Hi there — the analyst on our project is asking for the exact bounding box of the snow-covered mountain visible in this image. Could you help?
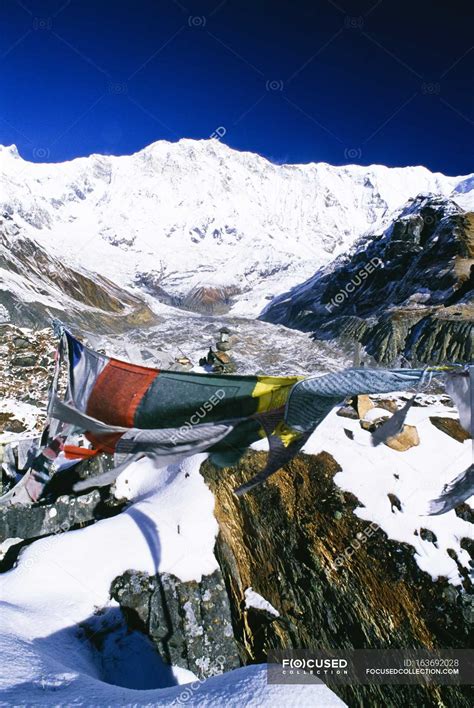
[0,212,157,333]
[0,139,472,318]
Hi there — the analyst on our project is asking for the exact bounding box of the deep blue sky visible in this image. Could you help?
[1,0,472,173]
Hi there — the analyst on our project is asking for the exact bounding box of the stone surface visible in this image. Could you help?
[384,424,420,451]
[374,398,400,414]
[429,416,471,443]
[0,417,26,433]
[353,394,373,419]
[0,325,55,435]
[420,528,438,544]
[0,491,101,546]
[360,416,389,432]
[263,196,474,364]
[336,405,359,420]
[388,493,402,512]
[200,450,472,707]
[11,354,38,367]
[12,336,30,349]
[110,568,240,679]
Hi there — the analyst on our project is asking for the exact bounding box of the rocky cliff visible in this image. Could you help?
[262,196,474,364]
[198,451,473,706]
[94,447,472,707]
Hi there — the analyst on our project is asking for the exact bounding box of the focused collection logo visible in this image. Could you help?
[267,649,472,685]
[282,657,348,673]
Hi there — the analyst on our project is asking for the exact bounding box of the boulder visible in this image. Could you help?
[384,424,420,451]
[11,354,38,367]
[360,416,389,432]
[388,493,402,512]
[110,568,240,679]
[353,394,373,418]
[374,398,400,413]
[0,413,14,433]
[3,418,26,433]
[429,416,470,443]
[12,336,30,349]
[336,405,359,420]
[420,528,437,544]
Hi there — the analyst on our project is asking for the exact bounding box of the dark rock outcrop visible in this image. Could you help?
[134,271,242,315]
[198,450,473,707]
[0,490,101,548]
[110,568,240,679]
[181,285,241,315]
[262,196,473,364]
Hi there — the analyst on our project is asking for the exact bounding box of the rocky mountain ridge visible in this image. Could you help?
[262,195,474,363]
[0,213,157,332]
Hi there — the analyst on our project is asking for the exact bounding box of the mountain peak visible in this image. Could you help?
[0,144,20,159]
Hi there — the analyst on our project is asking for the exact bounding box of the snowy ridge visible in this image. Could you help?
[0,454,343,706]
[0,139,471,316]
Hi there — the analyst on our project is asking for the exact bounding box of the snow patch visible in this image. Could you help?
[303,397,473,585]
[245,587,280,617]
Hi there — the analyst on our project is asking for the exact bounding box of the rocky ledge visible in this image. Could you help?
[198,450,472,707]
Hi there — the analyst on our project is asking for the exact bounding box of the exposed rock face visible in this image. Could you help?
[353,394,373,418]
[262,196,474,364]
[198,450,472,707]
[404,310,473,363]
[135,281,243,315]
[0,450,124,566]
[0,414,26,433]
[110,568,240,679]
[182,285,242,315]
[384,424,420,451]
[0,324,55,439]
[0,490,101,551]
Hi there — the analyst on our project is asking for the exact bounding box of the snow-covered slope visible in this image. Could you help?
[0,140,471,316]
[1,401,470,704]
[452,175,474,210]
[0,455,344,706]
[302,399,473,584]
[0,213,157,332]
